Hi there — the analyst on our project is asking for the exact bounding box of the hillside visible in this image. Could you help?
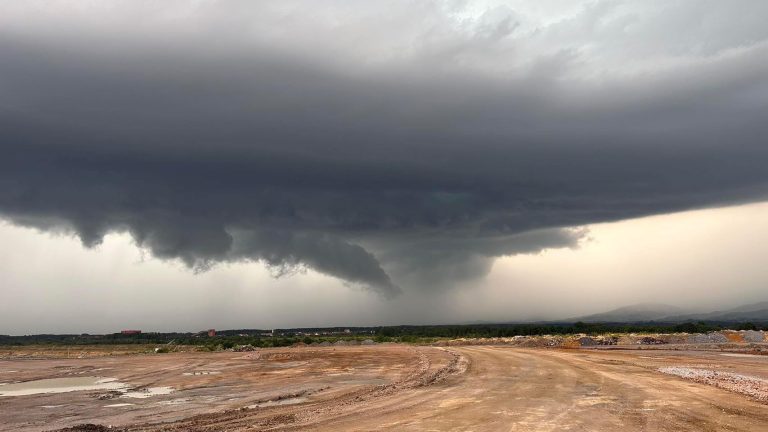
[569,303,689,323]
[569,301,768,323]
[661,301,768,322]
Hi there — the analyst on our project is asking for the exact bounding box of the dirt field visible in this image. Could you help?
[1,345,767,431]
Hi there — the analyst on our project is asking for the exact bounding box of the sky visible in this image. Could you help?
[1,1,767,334]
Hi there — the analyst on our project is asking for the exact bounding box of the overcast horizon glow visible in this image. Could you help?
[2,201,768,335]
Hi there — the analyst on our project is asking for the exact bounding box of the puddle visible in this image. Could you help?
[247,397,307,408]
[0,377,126,397]
[0,377,175,400]
[721,353,760,358]
[122,387,174,398]
[104,403,134,407]
[183,371,221,376]
[40,405,66,409]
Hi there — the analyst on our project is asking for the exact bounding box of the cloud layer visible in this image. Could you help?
[1,1,767,294]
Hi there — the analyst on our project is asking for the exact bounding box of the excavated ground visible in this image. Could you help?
[1,345,767,431]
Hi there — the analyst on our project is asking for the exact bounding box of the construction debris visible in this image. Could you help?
[233,345,258,352]
[659,367,768,403]
[432,330,768,349]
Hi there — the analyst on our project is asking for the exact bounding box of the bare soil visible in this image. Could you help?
[1,345,767,431]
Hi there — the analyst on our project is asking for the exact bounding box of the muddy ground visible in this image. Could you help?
[1,344,767,431]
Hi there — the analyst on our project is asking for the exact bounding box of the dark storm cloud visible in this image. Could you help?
[1,1,767,295]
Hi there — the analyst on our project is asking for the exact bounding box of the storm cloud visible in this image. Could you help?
[1,1,767,295]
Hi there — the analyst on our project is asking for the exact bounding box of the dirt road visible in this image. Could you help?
[2,345,767,431]
[320,346,768,431]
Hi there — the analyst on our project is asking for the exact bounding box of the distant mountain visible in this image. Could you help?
[660,301,768,322]
[727,301,768,313]
[566,301,768,324]
[569,303,689,323]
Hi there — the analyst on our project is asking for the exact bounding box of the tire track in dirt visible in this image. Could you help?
[84,347,467,432]
[44,346,768,432]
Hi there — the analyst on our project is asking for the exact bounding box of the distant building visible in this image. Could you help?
[208,329,216,337]
[121,330,141,335]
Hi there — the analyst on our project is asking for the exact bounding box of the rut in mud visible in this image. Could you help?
[3,345,767,432]
[113,347,467,432]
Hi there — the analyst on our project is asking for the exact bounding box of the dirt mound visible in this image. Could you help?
[233,345,258,352]
[638,336,666,345]
[658,334,689,344]
[744,330,765,343]
[688,332,729,344]
[260,352,299,361]
[724,331,746,343]
[57,424,115,432]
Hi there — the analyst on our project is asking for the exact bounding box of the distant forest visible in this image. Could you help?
[2,321,766,348]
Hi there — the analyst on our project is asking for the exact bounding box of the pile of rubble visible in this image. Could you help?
[744,330,765,342]
[688,333,729,344]
[433,330,766,348]
[303,339,376,347]
[233,345,258,352]
[659,366,768,403]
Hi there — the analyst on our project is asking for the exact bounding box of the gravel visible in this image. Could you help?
[687,332,729,344]
[659,366,768,403]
